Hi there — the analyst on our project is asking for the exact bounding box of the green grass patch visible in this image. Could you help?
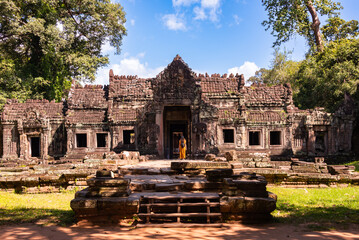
[0,191,75,226]
[345,160,359,171]
[268,186,359,226]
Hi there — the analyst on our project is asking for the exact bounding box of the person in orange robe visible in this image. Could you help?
[179,135,186,159]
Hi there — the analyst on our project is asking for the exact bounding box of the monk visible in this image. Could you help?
[179,135,186,160]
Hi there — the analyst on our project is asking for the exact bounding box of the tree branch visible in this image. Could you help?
[306,0,324,52]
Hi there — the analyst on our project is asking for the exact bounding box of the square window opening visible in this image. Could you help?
[123,130,135,145]
[249,131,260,146]
[97,133,107,148]
[76,134,87,148]
[223,129,234,143]
[270,131,281,145]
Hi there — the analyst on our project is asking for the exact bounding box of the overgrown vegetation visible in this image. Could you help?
[0,190,75,226]
[268,186,359,227]
[257,0,359,113]
[0,0,127,109]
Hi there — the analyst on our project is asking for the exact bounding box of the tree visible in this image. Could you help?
[322,17,359,42]
[0,0,127,104]
[262,0,342,52]
[247,49,300,92]
[294,38,359,112]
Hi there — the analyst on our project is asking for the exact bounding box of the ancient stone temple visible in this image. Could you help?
[0,55,355,161]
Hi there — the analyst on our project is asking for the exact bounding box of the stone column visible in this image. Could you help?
[307,126,315,156]
[19,133,27,160]
[67,128,73,154]
[156,109,164,158]
[42,130,49,160]
[2,123,16,159]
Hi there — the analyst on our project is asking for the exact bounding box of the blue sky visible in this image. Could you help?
[95,0,359,85]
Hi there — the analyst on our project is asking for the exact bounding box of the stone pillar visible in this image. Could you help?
[307,126,315,156]
[156,109,164,158]
[239,125,246,149]
[42,130,49,160]
[2,123,18,159]
[67,128,73,154]
[19,133,27,160]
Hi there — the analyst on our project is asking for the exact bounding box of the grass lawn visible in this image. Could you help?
[345,160,359,171]
[268,186,359,227]
[0,187,358,227]
[0,190,75,226]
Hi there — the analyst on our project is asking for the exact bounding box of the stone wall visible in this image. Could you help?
[0,55,355,161]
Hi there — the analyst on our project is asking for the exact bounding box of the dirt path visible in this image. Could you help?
[0,223,358,240]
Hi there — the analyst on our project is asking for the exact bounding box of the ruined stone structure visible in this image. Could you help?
[0,55,355,161]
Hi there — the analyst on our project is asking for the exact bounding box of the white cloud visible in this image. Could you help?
[137,52,146,58]
[95,56,165,85]
[162,14,187,31]
[101,41,115,54]
[130,19,135,26]
[201,0,220,8]
[228,61,259,83]
[194,6,206,20]
[233,14,242,25]
[192,0,221,22]
[172,0,199,7]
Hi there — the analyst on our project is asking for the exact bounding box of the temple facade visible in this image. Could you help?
[0,55,355,161]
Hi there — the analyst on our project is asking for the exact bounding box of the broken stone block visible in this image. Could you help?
[224,150,237,161]
[204,154,216,161]
[96,170,115,178]
[87,178,129,187]
[86,187,131,197]
[171,161,231,170]
[255,162,273,168]
[206,169,233,182]
[243,197,276,213]
[184,180,222,191]
[223,178,267,191]
[119,151,140,161]
[328,165,355,175]
[231,162,243,169]
[155,183,183,192]
[315,157,325,164]
[214,157,227,162]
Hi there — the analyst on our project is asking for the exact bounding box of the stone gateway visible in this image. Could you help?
[0,55,355,161]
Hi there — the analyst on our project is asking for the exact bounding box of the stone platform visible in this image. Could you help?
[71,167,277,226]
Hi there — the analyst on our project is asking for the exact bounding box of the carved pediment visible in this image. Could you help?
[153,55,198,100]
[23,109,43,128]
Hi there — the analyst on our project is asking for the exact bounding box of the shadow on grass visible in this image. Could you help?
[0,208,75,226]
[273,202,359,230]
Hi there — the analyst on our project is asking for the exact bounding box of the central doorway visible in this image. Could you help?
[30,136,40,158]
[164,106,191,159]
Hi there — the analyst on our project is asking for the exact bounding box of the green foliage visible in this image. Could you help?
[322,17,359,42]
[294,38,359,111]
[248,49,300,92]
[268,186,359,226]
[262,0,342,51]
[0,0,127,106]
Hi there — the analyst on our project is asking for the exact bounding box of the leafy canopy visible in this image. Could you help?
[294,38,359,112]
[0,0,126,105]
[262,0,342,51]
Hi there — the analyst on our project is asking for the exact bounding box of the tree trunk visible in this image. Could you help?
[306,0,324,52]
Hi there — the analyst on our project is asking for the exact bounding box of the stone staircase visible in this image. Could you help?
[137,192,222,227]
